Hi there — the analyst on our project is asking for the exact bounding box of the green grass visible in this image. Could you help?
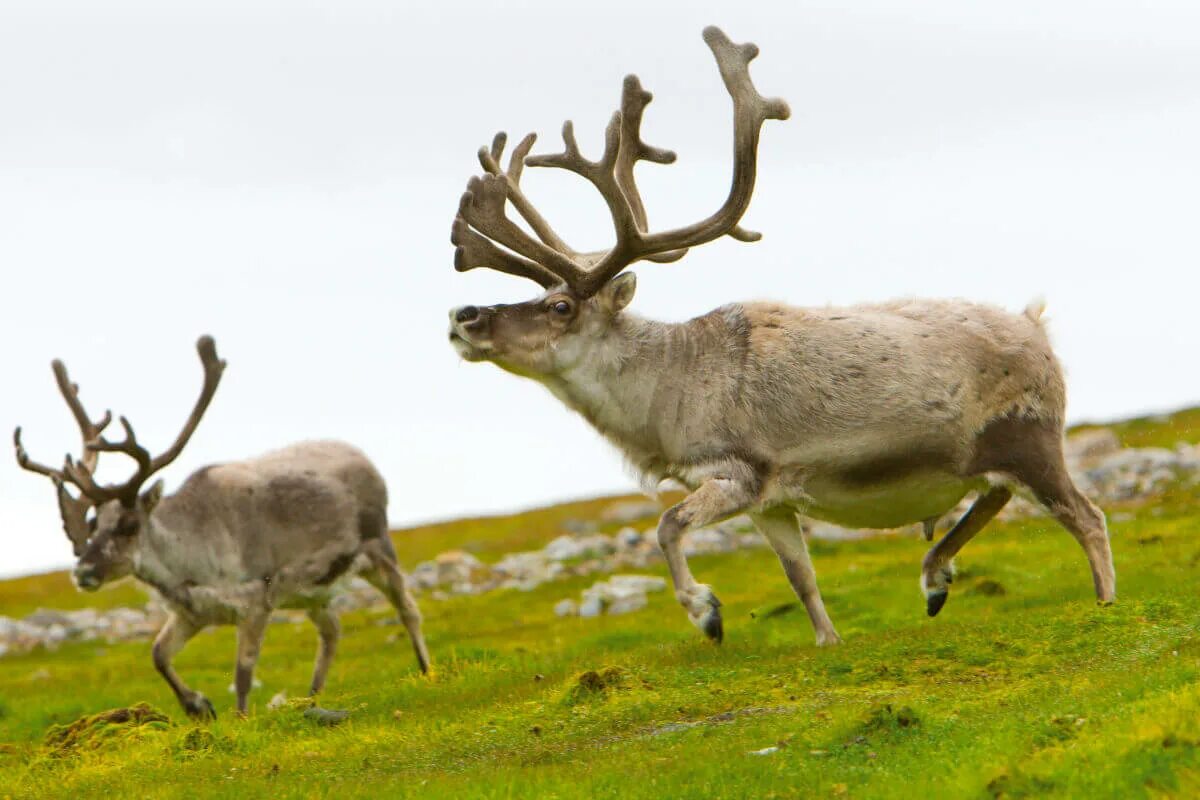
[1,416,1198,798]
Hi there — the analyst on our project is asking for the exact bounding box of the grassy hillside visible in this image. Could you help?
[0,407,1198,799]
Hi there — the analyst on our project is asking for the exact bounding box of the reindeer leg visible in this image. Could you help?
[657,476,757,643]
[967,415,1116,607]
[153,613,213,720]
[363,538,431,674]
[749,508,841,646]
[920,486,1012,617]
[306,606,340,695]
[234,612,269,717]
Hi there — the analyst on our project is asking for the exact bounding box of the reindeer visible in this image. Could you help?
[446,26,1115,645]
[14,336,430,718]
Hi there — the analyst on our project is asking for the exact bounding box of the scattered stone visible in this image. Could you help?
[578,595,603,618]
[681,527,736,556]
[303,707,350,726]
[748,746,780,756]
[544,534,615,562]
[1065,428,1121,461]
[615,527,643,549]
[267,691,288,710]
[557,574,667,619]
[600,499,661,524]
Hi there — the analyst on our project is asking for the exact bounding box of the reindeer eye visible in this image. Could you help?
[551,301,572,316]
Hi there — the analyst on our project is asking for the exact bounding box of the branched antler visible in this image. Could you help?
[13,356,115,554]
[451,26,789,297]
[15,336,226,512]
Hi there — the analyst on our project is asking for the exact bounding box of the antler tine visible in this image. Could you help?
[13,427,66,480]
[455,173,590,288]
[631,26,789,256]
[451,214,560,288]
[524,114,645,290]
[147,335,225,475]
[475,131,575,258]
[50,359,112,472]
[63,452,120,504]
[614,75,676,232]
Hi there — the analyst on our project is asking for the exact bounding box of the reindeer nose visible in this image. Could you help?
[454,305,481,324]
[74,565,100,590]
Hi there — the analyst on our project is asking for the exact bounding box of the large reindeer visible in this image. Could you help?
[447,27,1115,645]
[14,337,430,717]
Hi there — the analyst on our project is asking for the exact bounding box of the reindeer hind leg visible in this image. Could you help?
[362,537,431,674]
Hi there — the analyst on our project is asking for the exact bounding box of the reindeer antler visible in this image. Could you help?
[66,335,226,506]
[13,356,115,554]
[452,26,789,297]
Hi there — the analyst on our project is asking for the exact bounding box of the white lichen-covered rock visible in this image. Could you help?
[578,595,604,618]
[1065,428,1122,462]
[615,527,643,549]
[543,534,615,561]
[553,599,578,617]
[600,499,661,524]
[681,527,736,556]
[563,574,666,619]
[410,550,490,590]
[606,592,648,615]
[606,574,667,594]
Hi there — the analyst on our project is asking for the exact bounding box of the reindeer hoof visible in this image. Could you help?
[701,609,724,644]
[926,590,949,617]
[815,630,843,646]
[687,586,723,643]
[184,694,216,720]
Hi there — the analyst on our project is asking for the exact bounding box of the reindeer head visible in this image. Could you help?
[14,336,226,590]
[448,26,788,379]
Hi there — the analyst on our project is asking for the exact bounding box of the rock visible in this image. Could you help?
[578,595,603,618]
[267,691,288,710]
[681,527,735,556]
[606,593,648,615]
[24,609,71,628]
[554,599,578,617]
[600,499,661,524]
[749,746,780,756]
[543,534,615,562]
[615,527,643,549]
[561,518,598,535]
[1065,428,1121,462]
[607,574,667,593]
[303,707,350,726]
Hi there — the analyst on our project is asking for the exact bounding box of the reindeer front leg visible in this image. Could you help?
[306,606,340,696]
[234,612,269,716]
[657,475,757,643]
[153,613,213,720]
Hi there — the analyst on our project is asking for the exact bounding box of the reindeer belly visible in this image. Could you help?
[799,472,980,529]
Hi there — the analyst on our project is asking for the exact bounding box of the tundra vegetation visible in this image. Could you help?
[0,409,1197,799]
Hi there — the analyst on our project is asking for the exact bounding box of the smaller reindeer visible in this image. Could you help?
[14,336,430,718]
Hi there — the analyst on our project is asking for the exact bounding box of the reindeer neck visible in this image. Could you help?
[545,305,747,472]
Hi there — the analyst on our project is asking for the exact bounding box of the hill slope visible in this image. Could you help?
[0,408,1198,799]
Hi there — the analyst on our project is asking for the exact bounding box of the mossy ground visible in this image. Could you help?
[0,408,1197,799]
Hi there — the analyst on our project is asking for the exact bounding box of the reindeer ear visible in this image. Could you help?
[139,479,164,514]
[599,272,637,313]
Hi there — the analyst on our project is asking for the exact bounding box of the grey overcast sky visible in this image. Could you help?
[2,0,1198,578]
